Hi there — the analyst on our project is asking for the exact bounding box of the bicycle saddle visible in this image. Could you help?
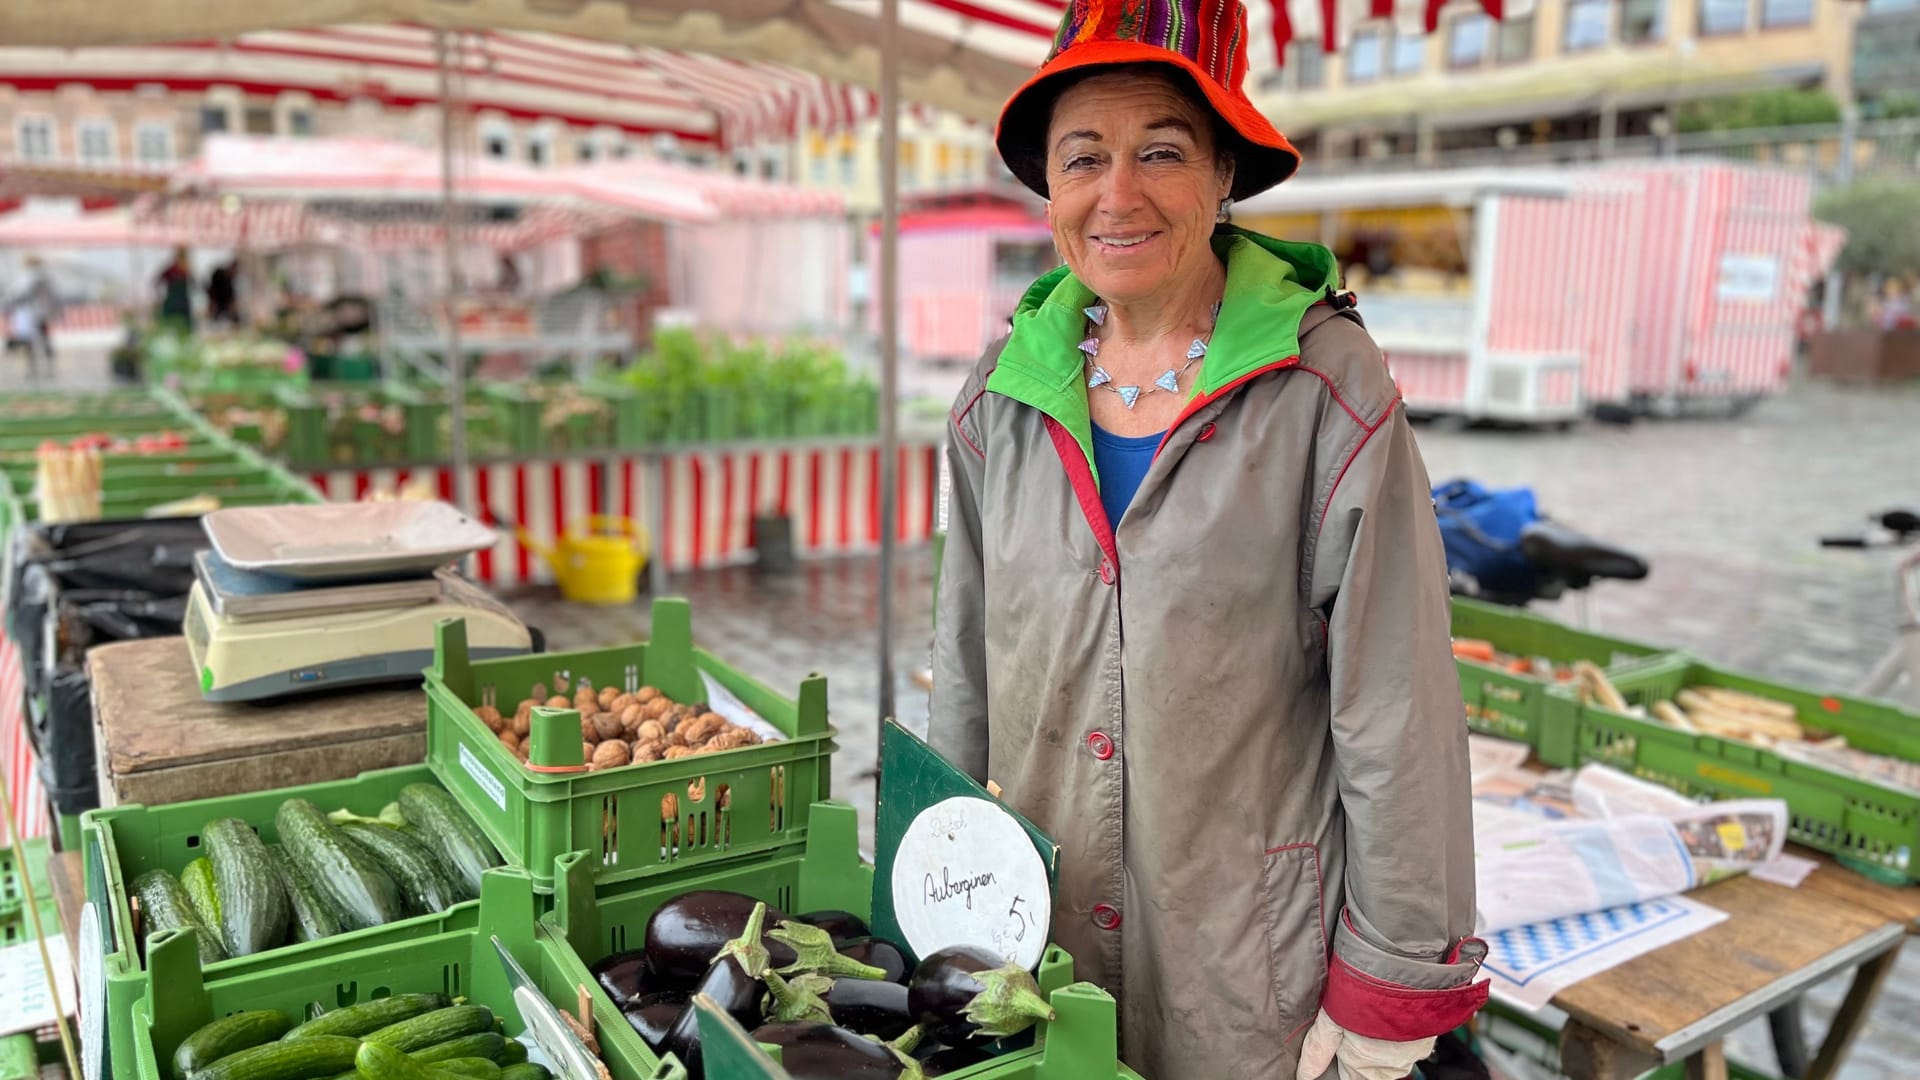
[1880,510,1920,537]
[1519,521,1649,583]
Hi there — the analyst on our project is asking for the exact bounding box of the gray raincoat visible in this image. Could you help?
[929,228,1488,1079]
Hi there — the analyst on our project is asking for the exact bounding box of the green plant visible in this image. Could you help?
[1814,180,1920,282]
[1677,88,1842,134]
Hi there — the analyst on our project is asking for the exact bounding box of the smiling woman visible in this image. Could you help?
[927,3,1490,1079]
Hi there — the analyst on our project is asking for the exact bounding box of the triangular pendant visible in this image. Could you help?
[1154,370,1180,394]
[1087,366,1112,389]
[1084,304,1108,326]
[1116,385,1141,409]
[1186,338,1208,361]
[1079,337,1100,357]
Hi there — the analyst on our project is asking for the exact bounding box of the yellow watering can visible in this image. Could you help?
[515,515,650,605]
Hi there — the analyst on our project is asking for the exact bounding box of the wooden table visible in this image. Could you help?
[88,635,427,807]
[48,850,84,957]
[1550,852,1913,1080]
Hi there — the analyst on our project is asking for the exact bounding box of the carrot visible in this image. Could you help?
[1507,659,1533,675]
[1451,639,1497,663]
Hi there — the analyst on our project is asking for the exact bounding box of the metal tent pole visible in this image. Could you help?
[876,0,902,745]
[437,27,475,516]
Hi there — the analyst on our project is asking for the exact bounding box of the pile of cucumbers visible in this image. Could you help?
[133,784,500,962]
[169,993,556,1080]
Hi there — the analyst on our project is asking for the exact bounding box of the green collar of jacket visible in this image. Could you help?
[985,226,1339,482]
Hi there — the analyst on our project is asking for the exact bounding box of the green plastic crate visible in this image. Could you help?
[423,597,834,894]
[128,866,677,1080]
[1,839,59,948]
[546,801,1143,1080]
[1545,657,1920,881]
[1450,598,1669,764]
[82,766,491,1080]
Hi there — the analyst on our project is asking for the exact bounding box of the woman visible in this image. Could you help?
[155,246,194,333]
[928,3,1486,1078]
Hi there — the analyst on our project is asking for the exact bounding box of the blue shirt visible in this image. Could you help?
[1090,423,1164,528]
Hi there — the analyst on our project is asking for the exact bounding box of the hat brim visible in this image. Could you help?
[994,40,1300,203]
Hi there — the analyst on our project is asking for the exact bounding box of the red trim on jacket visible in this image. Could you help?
[1153,355,1302,459]
[1313,395,1401,545]
[1043,416,1119,573]
[1321,948,1489,1042]
[951,385,990,459]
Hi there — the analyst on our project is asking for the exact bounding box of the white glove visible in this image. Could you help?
[1295,1009,1435,1080]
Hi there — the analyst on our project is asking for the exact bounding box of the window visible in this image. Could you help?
[1564,0,1612,51]
[992,240,1058,288]
[1620,0,1665,43]
[901,142,919,187]
[1390,32,1424,75]
[244,106,275,135]
[1699,0,1750,34]
[1290,41,1326,89]
[576,139,596,163]
[483,128,512,160]
[1347,30,1385,83]
[1760,0,1812,26]
[200,106,230,133]
[16,117,54,161]
[810,154,828,184]
[839,148,857,185]
[935,142,953,187]
[77,121,115,163]
[1866,0,1918,11]
[287,109,313,136]
[1497,12,1534,63]
[612,141,631,160]
[760,157,779,181]
[526,137,549,166]
[1448,14,1490,68]
[136,124,173,166]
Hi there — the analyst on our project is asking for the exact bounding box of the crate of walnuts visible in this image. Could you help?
[423,597,835,893]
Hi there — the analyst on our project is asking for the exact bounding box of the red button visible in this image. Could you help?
[1196,422,1217,442]
[1086,731,1113,760]
[1098,558,1115,585]
[1091,904,1122,931]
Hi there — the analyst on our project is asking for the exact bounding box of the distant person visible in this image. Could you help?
[496,254,522,294]
[155,246,194,332]
[207,259,239,327]
[8,256,58,380]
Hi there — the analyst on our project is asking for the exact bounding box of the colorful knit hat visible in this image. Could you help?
[996,0,1300,201]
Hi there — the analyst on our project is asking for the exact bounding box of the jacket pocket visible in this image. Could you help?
[1259,842,1329,1038]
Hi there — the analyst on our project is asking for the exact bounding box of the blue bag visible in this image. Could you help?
[1431,479,1540,597]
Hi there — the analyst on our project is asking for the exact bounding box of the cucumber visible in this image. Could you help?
[266,844,343,944]
[396,785,499,898]
[172,1010,294,1079]
[337,824,460,916]
[285,994,449,1040]
[191,1035,360,1080]
[353,1040,461,1080]
[363,1006,493,1053]
[203,818,291,957]
[275,799,404,931]
[498,1065,549,1080]
[409,1035,505,1065]
[182,858,224,948]
[133,869,229,967]
[430,1060,500,1080]
[496,1043,526,1068]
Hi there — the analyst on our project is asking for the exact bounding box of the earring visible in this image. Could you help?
[1216,197,1232,224]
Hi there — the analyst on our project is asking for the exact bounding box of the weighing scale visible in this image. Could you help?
[183,502,532,703]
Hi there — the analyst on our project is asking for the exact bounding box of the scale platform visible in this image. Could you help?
[186,549,531,703]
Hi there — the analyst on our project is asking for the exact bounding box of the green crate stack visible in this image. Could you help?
[270,384,329,469]
[1,839,59,948]
[422,598,835,895]
[1544,656,1920,882]
[80,766,492,1080]
[128,867,671,1080]
[546,801,1143,1079]
[1449,598,1670,763]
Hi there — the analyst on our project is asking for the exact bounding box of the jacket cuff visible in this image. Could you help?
[1323,918,1489,1041]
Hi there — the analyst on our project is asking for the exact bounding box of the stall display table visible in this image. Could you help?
[87,636,424,807]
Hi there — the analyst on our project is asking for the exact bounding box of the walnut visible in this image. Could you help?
[591,740,632,771]
[593,711,625,742]
[529,682,548,703]
[636,720,666,743]
[664,745,697,759]
[704,729,756,753]
[619,704,643,734]
[680,715,724,745]
[643,697,672,720]
[636,686,660,703]
[582,741,596,763]
[498,730,520,754]
[512,708,532,739]
[475,705,504,732]
[581,715,600,744]
[632,741,663,763]
[574,687,599,713]
[610,693,637,714]
[665,729,687,748]
[547,695,572,710]
[598,687,620,710]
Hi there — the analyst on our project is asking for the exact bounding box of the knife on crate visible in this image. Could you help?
[490,934,604,1080]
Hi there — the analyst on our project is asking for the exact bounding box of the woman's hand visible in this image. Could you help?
[1295,1010,1435,1080]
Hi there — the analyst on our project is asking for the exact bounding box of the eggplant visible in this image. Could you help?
[644,890,792,987]
[591,951,654,1008]
[762,971,835,1025]
[660,901,774,1078]
[747,1022,915,1080]
[824,978,915,1041]
[838,937,910,984]
[621,990,688,1051]
[797,909,870,943]
[907,946,1055,1044]
[767,921,889,980]
[918,1043,994,1076]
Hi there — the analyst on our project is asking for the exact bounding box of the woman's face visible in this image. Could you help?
[1044,70,1232,307]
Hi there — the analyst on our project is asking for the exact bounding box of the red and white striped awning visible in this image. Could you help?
[0,2,1512,133]
[562,160,845,219]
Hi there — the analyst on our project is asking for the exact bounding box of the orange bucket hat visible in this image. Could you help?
[996,0,1301,201]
